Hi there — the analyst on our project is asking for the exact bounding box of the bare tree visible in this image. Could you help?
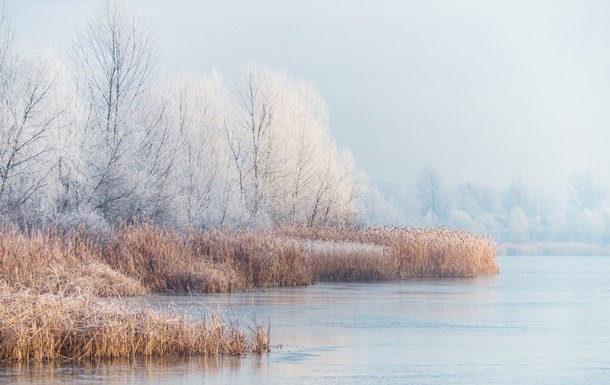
[569,170,607,211]
[416,165,447,219]
[231,63,285,223]
[230,63,357,226]
[164,71,242,228]
[455,182,499,217]
[70,0,159,220]
[0,9,65,223]
[0,3,11,73]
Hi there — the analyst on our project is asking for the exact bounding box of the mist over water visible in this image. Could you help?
[3,255,609,384]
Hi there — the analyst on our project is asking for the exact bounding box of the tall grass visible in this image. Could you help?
[280,226,499,278]
[0,223,495,362]
[0,283,269,362]
[302,240,396,281]
[0,224,498,297]
[101,225,311,293]
[0,228,147,296]
[0,224,313,295]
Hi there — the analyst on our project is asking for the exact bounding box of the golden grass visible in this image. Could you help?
[101,225,233,293]
[279,226,499,278]
[0,283,269,362]
[0,224,495,362]
[0,224,498,297]
[300,240,396,281]
[101,225,311,293]
[0,228,148,296]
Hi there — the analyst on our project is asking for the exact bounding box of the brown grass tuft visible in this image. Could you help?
[301,240,396,281]
[250,323,271,354]
[0,228,147,296]
[279,226,499,278]
[100,224,311,293]
[0,284,269,362]
[45,263,149,297]
[0,224,497,362]
[0,224,498,297]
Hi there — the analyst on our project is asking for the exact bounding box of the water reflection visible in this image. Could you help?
[0,355,252,385]
[2,256,610,384]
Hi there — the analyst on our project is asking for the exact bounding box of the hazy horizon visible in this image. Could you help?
[7,0,610,199]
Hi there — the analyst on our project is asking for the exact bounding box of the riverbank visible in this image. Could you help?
[0,224,499,295]
[0,283,269,362]
[0,224,497,362]
[3,255,608,384]
[498,242,610,256]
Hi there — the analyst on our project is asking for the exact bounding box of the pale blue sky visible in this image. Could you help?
[6,0,610,197]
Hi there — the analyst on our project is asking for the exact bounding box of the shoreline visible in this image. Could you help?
[0,224,498,362]
[498,241,610,256]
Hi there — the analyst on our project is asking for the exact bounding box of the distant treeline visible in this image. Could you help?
[3,0,607,246]
[361,166,610,245]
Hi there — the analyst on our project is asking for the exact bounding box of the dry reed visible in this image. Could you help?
[300,240,396,281]
[0,224,496,362]
[279,226,499,278]
[0,283,269,362]
[100,224,311,293]
[0,228,147,296]
[0,224,498,297]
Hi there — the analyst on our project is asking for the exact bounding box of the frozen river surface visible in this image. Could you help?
[2,255,610,384]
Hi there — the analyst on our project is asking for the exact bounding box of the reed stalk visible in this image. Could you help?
[0,284,268,362]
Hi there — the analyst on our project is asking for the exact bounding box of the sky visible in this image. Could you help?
[6,0,610,199]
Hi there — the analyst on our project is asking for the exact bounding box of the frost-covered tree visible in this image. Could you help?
[273,77,327,223]
[507,206,529,242]
[162,70,245,228]
[0,3,359,230]
[455,182,500,218]
[272,77,356,226]
[0,10,66,224]
[568,170,607,212]
[544,207,568,241]
[501,176,539,216]
[354,176,408,227]
[416,165,449,220]
[572,208,605,243]
[70,0,159,221]
[305,146,356,226]
[229,63,284,223]
[229,63,356,226]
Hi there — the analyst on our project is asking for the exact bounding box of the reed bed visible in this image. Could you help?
[187,229,311,288]
[300,240,396,281]
[0,224,498,297]
[0,283,269,362]
[0,224,495,362]
[279,226,499,278]
[0,228,147,296]
[100,225,234,293]
[101,224,311,293]
[0,224,312,295]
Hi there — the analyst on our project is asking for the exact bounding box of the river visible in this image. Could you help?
[2,255,609,384]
